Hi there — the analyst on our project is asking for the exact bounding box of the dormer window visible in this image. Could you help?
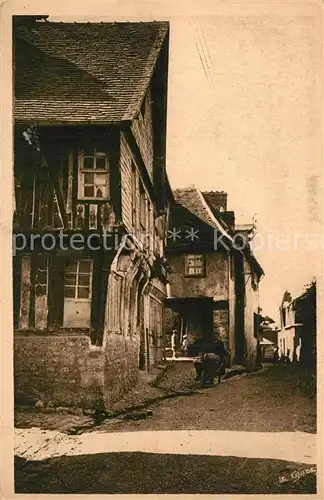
[78,148,109,200]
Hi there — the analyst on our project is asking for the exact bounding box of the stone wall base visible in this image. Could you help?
[14,332,140,410]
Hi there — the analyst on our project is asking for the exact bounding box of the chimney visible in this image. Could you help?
[202,191,228,213]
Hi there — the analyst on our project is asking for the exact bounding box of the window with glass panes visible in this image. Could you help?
[78,148,109,200]
[64,260,93,300]
[185,254,205,277]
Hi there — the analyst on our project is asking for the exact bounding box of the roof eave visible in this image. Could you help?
[165,174,175,203]
[245,252,264,278]
[196,188,236,249]
[14,118,132,127]
[125,24,169,121]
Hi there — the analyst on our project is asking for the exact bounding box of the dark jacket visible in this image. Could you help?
[203,340,227,359]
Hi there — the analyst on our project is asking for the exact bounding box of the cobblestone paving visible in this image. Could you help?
[15,363,315,437]
[155,360,197,391]
[14,361,197,433]
[95,364,316,434]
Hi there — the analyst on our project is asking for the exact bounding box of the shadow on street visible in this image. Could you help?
[15,453,316,494]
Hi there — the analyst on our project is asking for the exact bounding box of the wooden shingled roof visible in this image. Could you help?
[14,21,169,124]
[169,186,265,277]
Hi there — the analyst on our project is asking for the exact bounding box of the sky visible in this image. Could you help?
[165,15,322,322]
[47,9,322,322]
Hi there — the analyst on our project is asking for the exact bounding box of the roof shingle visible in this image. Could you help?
[14,21,169,123]
[173,187,233,241]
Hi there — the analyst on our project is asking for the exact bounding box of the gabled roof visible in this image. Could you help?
[14,21,169,124]
[173,187,212,225]
[173,187,234,244]
[167,200,216,252]
[170,186,264,277]
[167,187,233,252]
[202,192,264,277]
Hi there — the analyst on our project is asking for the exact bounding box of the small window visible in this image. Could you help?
[64,259,93,300]
[78,149,109,200]
[185,254,205,277]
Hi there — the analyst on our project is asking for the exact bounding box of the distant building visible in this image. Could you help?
[165,186,264,367]
[278,283,316,366]
[259,337,274,361]
[260,317,279,346]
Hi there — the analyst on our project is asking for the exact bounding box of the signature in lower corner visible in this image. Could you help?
[278,466,316,484]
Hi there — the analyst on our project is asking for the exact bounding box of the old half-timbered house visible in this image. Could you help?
[165,187,264,367]
[13,17,172,409]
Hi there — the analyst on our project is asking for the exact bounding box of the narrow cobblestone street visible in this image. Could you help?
[95,362,316,434]
[15,364,317,494]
